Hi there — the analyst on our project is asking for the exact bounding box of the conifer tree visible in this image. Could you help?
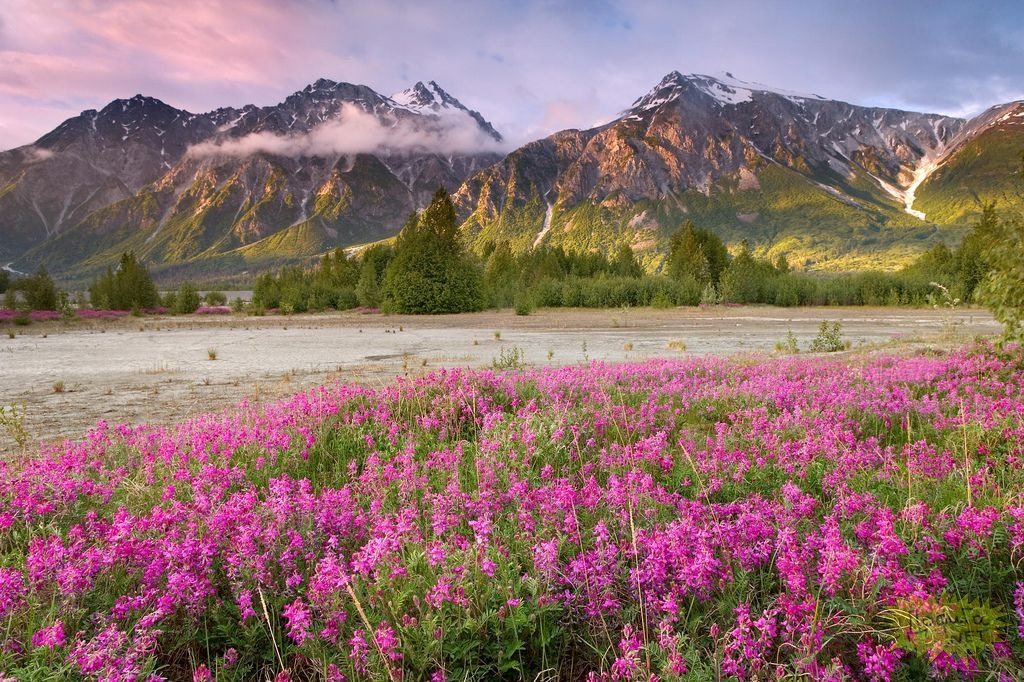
[88,252,159,310]
[665,221,729,285]
[381,188,484,314]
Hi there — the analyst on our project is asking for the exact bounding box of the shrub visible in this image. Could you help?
[513,291,535,316]
[10,266,59,310]
[492,345,525,370]
[203,291,227,306]
[809,320,847,352]
[775,329,800,354]
[173,282,201,314]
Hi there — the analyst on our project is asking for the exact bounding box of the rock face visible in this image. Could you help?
[0,80,502,278]
[455,72,1021,271]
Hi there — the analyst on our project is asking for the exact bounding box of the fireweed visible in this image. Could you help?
[0,343,1023,680]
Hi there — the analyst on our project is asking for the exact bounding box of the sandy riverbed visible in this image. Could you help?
[0,306,1001,453]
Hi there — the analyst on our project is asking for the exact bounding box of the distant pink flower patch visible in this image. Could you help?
[76,309,130,319]
[194,306,231,315]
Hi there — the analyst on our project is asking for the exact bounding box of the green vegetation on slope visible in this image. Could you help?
[916,129,1024,226]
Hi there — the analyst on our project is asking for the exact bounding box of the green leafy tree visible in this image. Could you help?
[0,269,8,294]
[173,281,201,314]
[483,243,519,308]
[610,243,643,278]
[719,242,780,304]
[203,291,227,306]
[315,248,359,290]
[381,188,485,314]
[356,244,394,308]
[665,221,729,285]
[974,203,1024,339]
[953,231,990,302]
[18,266,58,310]
[252,273,281,309]
[88,252,159,310]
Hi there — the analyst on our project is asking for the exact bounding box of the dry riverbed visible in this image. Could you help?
[0,306,1001,453]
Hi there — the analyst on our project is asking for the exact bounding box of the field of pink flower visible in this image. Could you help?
[2,343,1023,681]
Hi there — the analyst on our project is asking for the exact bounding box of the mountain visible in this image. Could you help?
[3,71,1023,281]
[455,72,1023,271]
[0,79,503,280]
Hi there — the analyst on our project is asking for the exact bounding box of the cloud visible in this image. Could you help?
[23,146,53,162]
[188,103,506,159]
[2,0,1024,151]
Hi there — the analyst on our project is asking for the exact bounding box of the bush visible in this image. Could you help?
[513,291,535,316]
[12,266,58,311]
[809,320,847,352]
[173,282,201,314]
[203,291,227,306]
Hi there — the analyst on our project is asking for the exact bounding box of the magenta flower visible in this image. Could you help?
[31,619,65,648]
[282,597,312,645]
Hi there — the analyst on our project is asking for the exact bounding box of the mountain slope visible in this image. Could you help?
[1,80,503,279]
[455,72,981,271]
[914,101,1024,224]
[0,95,218,261]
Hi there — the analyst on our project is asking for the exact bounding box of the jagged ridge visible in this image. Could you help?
[3,71,1022,280]
[455,72,1021,272]
[0,79,503,278]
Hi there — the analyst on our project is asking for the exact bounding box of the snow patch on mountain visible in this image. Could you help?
[628,71,828,113]
[903,159,941,220]
[391,81,462,112]
[533,193,555,248]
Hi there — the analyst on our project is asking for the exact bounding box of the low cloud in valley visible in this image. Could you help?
[186,104,506,159]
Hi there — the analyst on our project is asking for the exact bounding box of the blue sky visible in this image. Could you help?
[1,0,1023,151]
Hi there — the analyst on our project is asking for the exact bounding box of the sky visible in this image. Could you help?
[1,0,1023,152]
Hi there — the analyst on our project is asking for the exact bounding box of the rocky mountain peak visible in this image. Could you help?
[627,71,830,116]
[97,94,182,119]
[993,100,1024,126]
[0,76,507,269]
[4,70,1019,280]
[393,81,463,112]
[391,81,502,142]
[308,77,338,91]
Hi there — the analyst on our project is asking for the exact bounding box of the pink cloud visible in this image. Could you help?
[0,0,357,147]
[1,0,327,90]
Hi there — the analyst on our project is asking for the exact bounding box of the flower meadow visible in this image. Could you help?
[2,344,1024,681]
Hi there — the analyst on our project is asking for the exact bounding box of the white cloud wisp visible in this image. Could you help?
[187,104,505,159]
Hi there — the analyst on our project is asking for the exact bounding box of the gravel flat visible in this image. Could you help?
[0,306,1001,453]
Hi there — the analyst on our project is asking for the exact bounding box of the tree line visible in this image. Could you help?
[3,186,1022,338]
[247,187,1019,323]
